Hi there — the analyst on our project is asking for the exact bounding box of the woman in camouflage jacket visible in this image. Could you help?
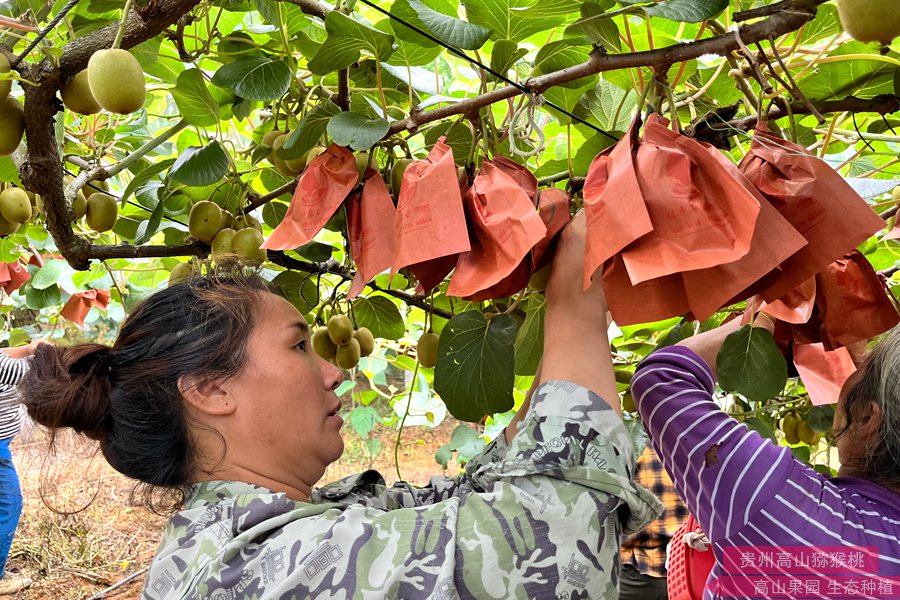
[19,212,660,599]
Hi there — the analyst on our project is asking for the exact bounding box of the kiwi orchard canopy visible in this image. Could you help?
[1,0,900,462]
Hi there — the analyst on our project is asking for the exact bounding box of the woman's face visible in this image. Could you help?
[222,293,346,491]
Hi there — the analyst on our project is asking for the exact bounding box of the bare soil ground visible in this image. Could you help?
[5,416,460,599]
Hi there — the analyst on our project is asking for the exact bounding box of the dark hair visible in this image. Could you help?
[19,263,280,509]
[836,327,900,488]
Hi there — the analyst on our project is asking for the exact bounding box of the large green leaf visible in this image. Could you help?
[211,56,292,101]
[307,11,394,75]
[565,2,620,50]
[488,39,528,81]
[327,112,391,151]
[281,102,341,160]
[32,259,71,290]
[170,69,219,127]
[120,159,176,206]
[717,325,788,402]
[352,295,406,340]
[434,311,517,422]
[390,0,457,46]
[349,406,379,438]
[25,283,61,310]
[798,42,898,101]
[272,271,320,313]
[644,0,727,22]
[532,40,596,89]
[169,142,231,187]
[514,295,544,376]
[395,0,491,51]
[579,80,636,131]
[462,0,572,42]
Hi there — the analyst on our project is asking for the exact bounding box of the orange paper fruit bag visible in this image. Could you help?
[347,171,397,299]
[793,343,856,406]
[0,261,30,294]
[262,144,359,251]
[61,289,111,327]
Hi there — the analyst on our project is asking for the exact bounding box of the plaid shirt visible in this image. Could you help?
[620,446,689,577]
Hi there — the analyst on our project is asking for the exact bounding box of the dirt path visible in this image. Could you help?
[6,418,461,599]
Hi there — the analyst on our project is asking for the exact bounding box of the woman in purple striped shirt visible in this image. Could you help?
[631,318,900,600]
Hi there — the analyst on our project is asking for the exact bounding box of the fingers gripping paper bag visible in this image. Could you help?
[392,139,470,293]
[262,144,359,251]
[346,171,397,299]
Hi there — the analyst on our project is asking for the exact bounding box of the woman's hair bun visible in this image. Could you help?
[19,343,113,441]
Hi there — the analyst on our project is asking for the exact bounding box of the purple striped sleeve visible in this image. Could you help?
[632,346,794,543]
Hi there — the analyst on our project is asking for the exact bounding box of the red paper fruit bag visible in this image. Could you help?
[448,161,546,297]
[816,251,900,349]
[393,139,470,292]
[490,155,538,199]
[759,277,817,325]
[262,144,358,251]
[0,261,30,294]
[602,255,691,326]
[347,172,397,299]
[622,115,759,285]
[739,127,885,301]
[583,119,652,289]
[793,343,856,406]
[61,289,111,327]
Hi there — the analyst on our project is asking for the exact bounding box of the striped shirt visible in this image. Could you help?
[0,351,29,440]
[633,346,900,600]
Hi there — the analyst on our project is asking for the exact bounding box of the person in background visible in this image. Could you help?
[619,445,689,600]
[0,339,47,595]
[17,213,661,600]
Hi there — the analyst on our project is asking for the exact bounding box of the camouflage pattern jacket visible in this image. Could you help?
[142,380,662,599]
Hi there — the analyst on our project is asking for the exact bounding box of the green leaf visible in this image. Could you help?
[514,296,544,376]
[462,0,572,42]
[434,443,453,468]
[307,12,394,75]
[434,311,517,422]
[565,3,620,50]
[281,102,341,160]
[32,260,71,290]
[135,189,166,244]
[0,157,21,187]
[449,423,486,460]
[389,0,457,46]
[120,159,176,206]
[745,416,778,442]
[25,284,61,310]
[349,406,379,438]
[532,40,596,89]
[807,405,835,433]
[327,112,391,151]
[211,56,292,101]
[272,271,320,313]
[717,325,788,402]
[262,201,289,228]
[488,39,527,81]
[170,69,220,127]
[352,295,405,340]
[644,0,728,23]
[398,0,491,50]
[579,80,636,131]
[169,142,231,187]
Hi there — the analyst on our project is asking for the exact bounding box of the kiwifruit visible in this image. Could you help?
[0,54,11,102]
[272,135,305,176]
[391,158,413,194]
[303,145,325,169]
[355,152,370,182]
[232,227,265,262]
[335,337,361,369]
[0,187,31,223]
[219,209,234,231]
[528,265,551,292]
[87,49,146,114]
[797,420,821,446]
[837,0,900,44]
[83,179,108,201]
[188,200,222,243]
[233,213,263,232]
[622,392,636,413]
[417,331,439,368]
[261,129,282,148]
[327,314,354,346]
[61,70,101,115]
[353,327,375,357]
[168,262,194,287]
[85,192,118,232]
[781,412,802,445]
[0,211,18,236]
[210,227,235,254]
[0,97,24,156]
[312,327,338,361]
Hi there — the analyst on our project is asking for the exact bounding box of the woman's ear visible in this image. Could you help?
[178,374,236,416]
[856,400,883,439]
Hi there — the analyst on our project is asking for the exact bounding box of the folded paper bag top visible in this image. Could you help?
[262,144,358,251]
[61,289,111,327]
[792,343,856,406]
[489,155,538,199]
[0,261,30,294]
[392,139,470,292]
[621,115,760,285]
[447,160,546,298]
[347,171,396,299]
[739,126,885,302]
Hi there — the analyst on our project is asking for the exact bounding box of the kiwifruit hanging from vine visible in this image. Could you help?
[0,97,24,156]
[83,179,108,201]
[233,213,263,232]
[353,327,375,357]
[327,314,354,346]
[797,420,821,446]
[0,187,31,223]
[0,55,11,102]
[61,70,101,115]
[781,412,802,445]
[304,145,325,169]
[168,262,194,287]
[232,227,266,262]
[87,49,146,114]
[391,158,413,194]
[272,135,306,176]
[188,201,222,243]
[312,328,338,361]
[210,228,236,254]
[85,192,118,232]
[417,331,439,368]
[837,0,900,44]
[335,338,361,369]
[262,129,283,148]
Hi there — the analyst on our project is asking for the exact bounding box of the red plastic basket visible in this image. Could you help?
[667,515,716,600]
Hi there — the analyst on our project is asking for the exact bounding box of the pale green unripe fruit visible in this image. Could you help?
[188,201,222,243]
[0,97,24,156]
[85,192,118,232]
[335,338,361,369]
[211,228,236,254]
[0,188,32,223]
[417,332,439,368]
[837,0,900,44]
[327,314,353,346]
[87,49,147,114]
[61,70,101,115]
[0,55,11,102]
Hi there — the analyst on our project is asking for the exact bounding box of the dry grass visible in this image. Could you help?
[4,416,459,599]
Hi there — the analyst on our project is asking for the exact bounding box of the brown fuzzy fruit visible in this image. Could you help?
[61,70,101,115]
[188,201,223,243]
[0,97,25,156]
[0,187,31,223]
[233,214,263,232]
[327,314,354,346]
[83,179,108,201]
[0,211,18,236]
[417,332,439,368]
[335,338,361,369]
[313,328,338,361]
[87,49,146,114]
[797,421,821,446]
[353,327,375,357]
[262,129,282,148]
[781,413,802,445]
[272,135,305,176]
[85,192,118,232]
